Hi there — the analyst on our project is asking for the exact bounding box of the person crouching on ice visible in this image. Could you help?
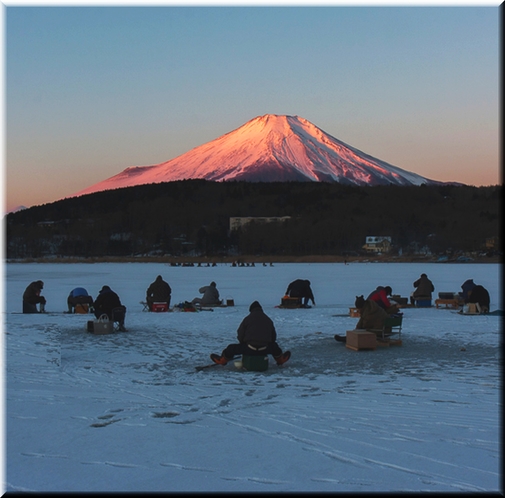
[285,279,315,308]
[22,280,46,313]
[67,287,94,313]
[210,301,291,366]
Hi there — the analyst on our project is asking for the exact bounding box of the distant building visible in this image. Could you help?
[229,216,291,231]
[485,236,498,249]
[363,236,392,253]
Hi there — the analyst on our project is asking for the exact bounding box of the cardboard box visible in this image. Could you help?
[463,303,480,314]
[346,330,377,351]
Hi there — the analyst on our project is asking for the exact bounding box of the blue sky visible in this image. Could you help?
[3,4,500,211]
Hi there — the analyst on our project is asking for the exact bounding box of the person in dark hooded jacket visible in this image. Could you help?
[146,275,172,310]
[93,285,127,331]
[285,279,315,307]
[22,280,46,313]
[210,301,291,366]
[410,273,435,304]
[465,284,490,313]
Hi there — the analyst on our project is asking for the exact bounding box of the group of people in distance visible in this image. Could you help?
[23,282,128,331]
[20,275,224,334]
[21,272,491,369]
[145,276,223,310]
[334,274,492,343]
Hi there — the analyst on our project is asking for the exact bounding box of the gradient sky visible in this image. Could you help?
[3,3,500,212]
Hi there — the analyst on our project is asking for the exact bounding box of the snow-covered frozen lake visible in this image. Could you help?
[2,262,502,492]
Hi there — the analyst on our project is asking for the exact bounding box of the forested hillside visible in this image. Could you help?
[5,180,501,259]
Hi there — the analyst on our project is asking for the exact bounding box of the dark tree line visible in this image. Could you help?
[5,180,501,259]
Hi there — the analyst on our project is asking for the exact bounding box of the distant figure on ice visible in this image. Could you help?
[210,301,291,366]
[93,285,127,331]
[366,285,398,314]
[22,280,46,313]
[465,283,490,313]
[146,275,172,311]
[67,287,94,313]
[285,279,315,307]
[191,281,222,307]
[410,273,435,304]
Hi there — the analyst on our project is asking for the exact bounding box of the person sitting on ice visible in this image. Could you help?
[22,280,46,313]
[67,287,94,313]
[367,285,398,314]
[93,285,127,331]
[285,279,315,307]
[210,301,291,366]
[465,284,490,313]
[334,295,395,342]
[191,281,222,307]
[146,275,172,311]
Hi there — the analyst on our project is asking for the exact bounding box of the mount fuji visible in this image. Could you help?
[71,114,444,198]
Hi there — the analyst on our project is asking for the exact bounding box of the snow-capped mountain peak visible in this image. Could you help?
[71,114,443,198]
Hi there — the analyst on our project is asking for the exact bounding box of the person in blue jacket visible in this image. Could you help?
[67,287,94,313]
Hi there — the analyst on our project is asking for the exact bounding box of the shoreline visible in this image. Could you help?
[4,254,502,265]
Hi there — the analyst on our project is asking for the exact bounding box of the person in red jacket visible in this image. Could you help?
[367,286,399,314]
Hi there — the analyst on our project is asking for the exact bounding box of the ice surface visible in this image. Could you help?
[3,262,501,492]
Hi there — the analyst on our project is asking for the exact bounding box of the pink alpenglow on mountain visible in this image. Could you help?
[71,114,442,198]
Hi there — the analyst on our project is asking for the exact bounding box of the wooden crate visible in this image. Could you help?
[435,298,459,309]
[281,297,302,308]
[349,307,361,317]
[345,330,377,351]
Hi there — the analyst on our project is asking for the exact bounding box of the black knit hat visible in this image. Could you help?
[355,295,365,309]
[249,301,262,312]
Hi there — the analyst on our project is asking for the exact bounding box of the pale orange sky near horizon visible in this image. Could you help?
[3,5,501,213]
